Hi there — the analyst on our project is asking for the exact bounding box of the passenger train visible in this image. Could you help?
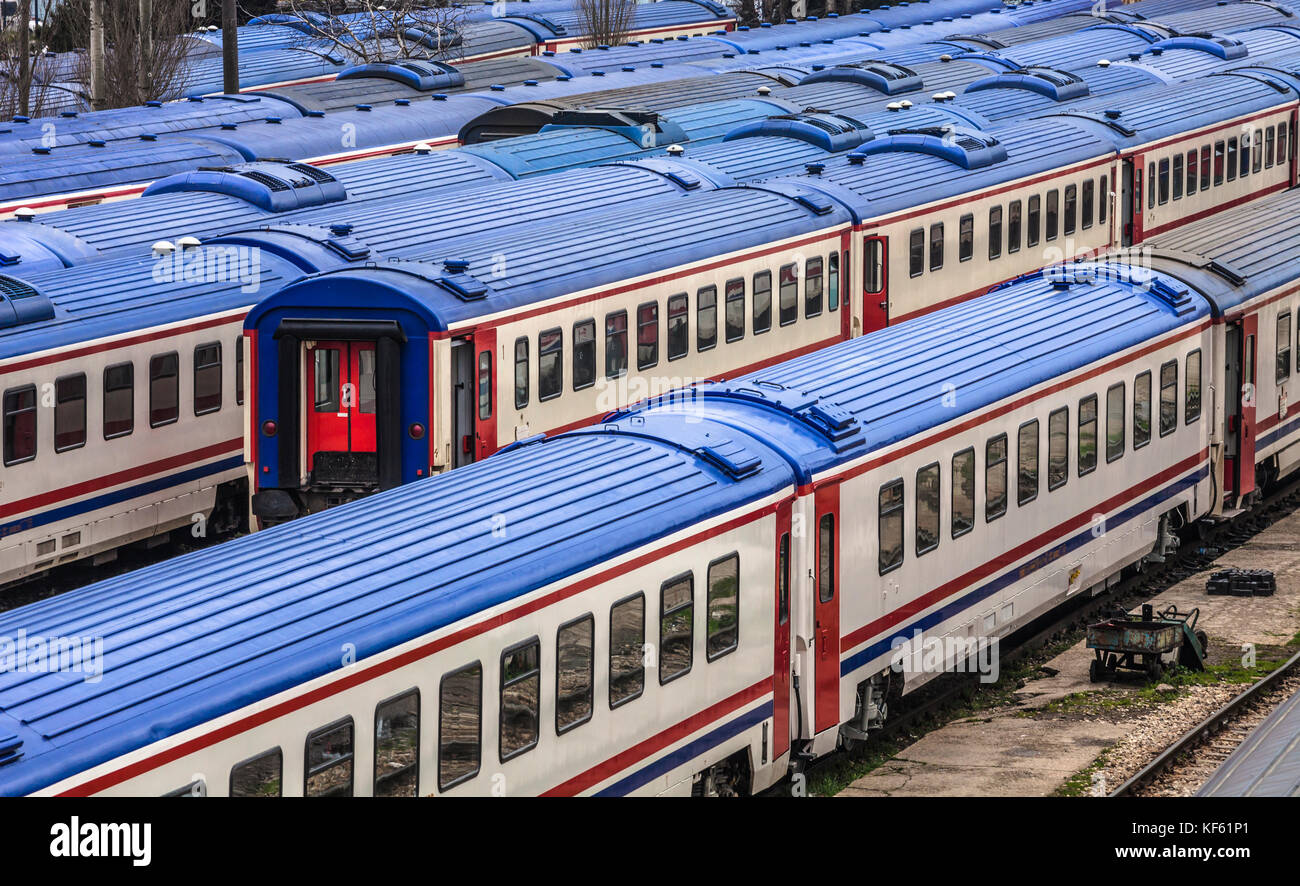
[1,182,1297,796]
[3,1,1298,589]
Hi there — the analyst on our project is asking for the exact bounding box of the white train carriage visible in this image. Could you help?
[0,248,1266,797]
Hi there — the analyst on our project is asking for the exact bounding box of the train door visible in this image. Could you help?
[1224,318,1258,504]
[305,340,378,485]
[475,330,497,461]
[773,500,793,760]
[862,235,888,333]
[451,338,476,468]
[1121,159,1138,247]
[813,483,841,735]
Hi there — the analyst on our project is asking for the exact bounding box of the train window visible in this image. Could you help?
[1134,371,1151,450]
[1018,420,1038,506]
[314,348,338,413]
[605,312,627,380]
[514,338,529,408]
[1008,200,1022,254]
[952,448,975,538]
[1187,350,1203,423]
[1266,126,1277,169]
[1226,139,1238,183]
[1078,395,1098,476]
[929,223,944,271]
[54,374,86,452]
[1277,123,1287,166]
[1027,195,1041,248]
[1048,408,1068,491]
[438,662,482,791]
[374,690,419,798]
[1064,184,1077,235]
[194,343,222,416]
[753,270,772,334]
[778,533,790,624]
[1241,133,1252,178]
[988,206,1002,260]
[235,337,244,406]
[1046,190,1059,241]
[1253,132,1264,174]
[1186,150,1198,195]
[818,514,835,602]
[478,350,493,419]
[916,463,940,556]
[1147,162,1155,209]
[149,352,179,427]
[667,294,689,361]
[1200,145,1211,190]
[1160,361,1178,436]
[358,350,376,415]
[1157,161,1169,205]
[304,717,354,798]
[864,240,884,294]
[805,257,823,318]
[725,279,745,343]
[637,302,659,370]
[986,434,1007,521]
[556,615,594,734]
[698,288,717,351]
[1083,180,1095,227]
[909,228,924,277]
[1280,313,1293,383]
[706,553,740,661]
[499,638,540,761]
[230,748,282,798]
[573,319,596,390]
[538,328,563,401]
[659,573,694,684]
[829,252,840,312]
[2,385,37,466]
[1099,176,1108,223]
[609,593,645,708]
[1214,140,1225,185]
[958,213,973,263]
[878,479,904,573]
[103,363,134,439]
[779,263,799,326]
[1106,383,1125,462]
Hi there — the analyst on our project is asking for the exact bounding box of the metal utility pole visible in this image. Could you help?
[222,0,238,95]
[90,0,107,110]
[139,0,153,104]
[18,0,30,116]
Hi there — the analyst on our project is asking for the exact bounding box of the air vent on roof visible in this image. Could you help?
[797,60,923,95]
[544,107,687,149]
[142,161,346,212]
[704,381,863,451]
[723,112,872,152]
[0,275,55,329]
[1148,34,1248,60]
[965,66,1089,102]
[437,266,490,301]
[241,170,291,192]
[0,733,23,767]
[854,126,1007,169]
[336,59,465,91]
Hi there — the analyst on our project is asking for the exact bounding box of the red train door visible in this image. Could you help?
[813,483,841,735]
[305,340,377,476]
[862,235,888,332]
[1122,159,1139,247]
[773,500,793,760]
[475,329,497,461]
[1238,316,1258,500]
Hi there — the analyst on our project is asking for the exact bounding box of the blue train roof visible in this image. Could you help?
[1197,671,1300,796]
[0,412,791,796]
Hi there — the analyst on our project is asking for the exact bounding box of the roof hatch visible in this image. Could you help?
[723,112,872,152]
[142,161,346,212]
[850,126,1007,170]
[965,66,1090,102]
[1147,34,1248,60]
[542,108,688,148]
[336,59,466,91]
[796,61,923,94]
[0,275,55,329]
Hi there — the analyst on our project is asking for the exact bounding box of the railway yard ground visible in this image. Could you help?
[820,503,1300,799]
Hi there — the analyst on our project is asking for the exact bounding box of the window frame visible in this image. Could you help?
[373,688,420,798]
[193,341,222,416]
[605,311,628,380]
[658,571,694,685]
[667,293,690,362]
[537,326,563,402]
[609,591,646,709]
[53,372,87,453]
[725,278,746,342]
[753,270,772,334]
[986,433,1008,522]
[148,351,180,428]
[958,213,974,263]
[636,301,659,371]
[1106,382,1126,463]
[1048,406,1068,492]
[498,636,541,763]
[1186,349,1203,424]
[103,361,134,440]
[437,661,483,792]
[572,318,597,390]
[3,384,37,467]
[513,336,529,409]
[915,462,940,557]
[1017,419,1039,507]
[705,552,740,662]
[951,446,975,539]
[878,478,905,574]
[555,614,595,735]
[1133,370,1152,450]
[303,716,355,799]
[697,286,718,352]
[229,747,283,798]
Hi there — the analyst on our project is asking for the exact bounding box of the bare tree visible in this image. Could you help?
[576,0,634,49]
[47,0,196,109]
[0,0,75,118]
[281,0,468,64]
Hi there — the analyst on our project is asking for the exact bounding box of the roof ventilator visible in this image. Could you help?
[853,126,1007,170]
[0,275,55,329]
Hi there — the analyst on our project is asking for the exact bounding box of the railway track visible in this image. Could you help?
[792,479,1300,796]
[1110,649,1300,797]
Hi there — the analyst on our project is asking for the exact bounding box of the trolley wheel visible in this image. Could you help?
[1089,659,1102,683]
[1196,630,1209,658]
[1146,659,1163,681]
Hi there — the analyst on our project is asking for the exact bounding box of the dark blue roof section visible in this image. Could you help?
[0,415,792,796]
